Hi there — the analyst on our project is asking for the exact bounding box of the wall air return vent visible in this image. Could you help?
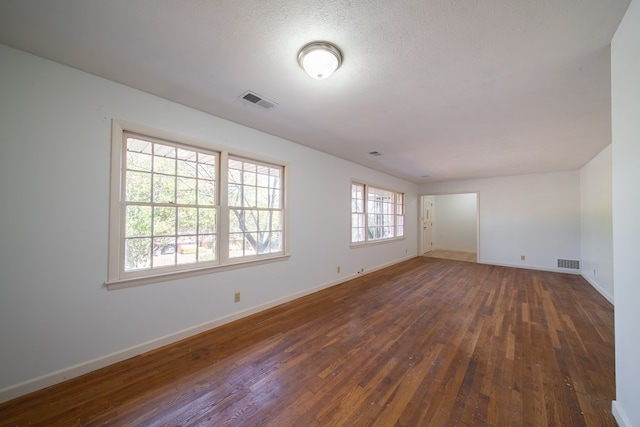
[240,91,277,109]
[557,259,580,269]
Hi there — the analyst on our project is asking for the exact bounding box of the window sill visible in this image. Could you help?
[106,253,291,291]
[350,236,406,249]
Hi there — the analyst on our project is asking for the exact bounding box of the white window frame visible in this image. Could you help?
[107,120,289,290]
[350,180,405,246]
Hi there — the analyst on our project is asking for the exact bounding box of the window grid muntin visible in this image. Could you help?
[351,182,404,244]
[227,157,284,259]
[123,133,219,273]
[396,192,405,237]
[351,183,366,243]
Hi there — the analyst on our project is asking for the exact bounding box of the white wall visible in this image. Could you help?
[431,193,477,252]
[421,172,581,272]
[611,1,640,425]
[579,145,614,303]
[0,44,419,399]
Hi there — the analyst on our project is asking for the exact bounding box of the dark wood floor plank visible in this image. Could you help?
[0,257,616,426]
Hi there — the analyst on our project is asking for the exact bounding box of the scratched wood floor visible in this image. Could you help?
[0,257,615,426]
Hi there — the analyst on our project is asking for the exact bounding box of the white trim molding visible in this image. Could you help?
[581,272,614,305]
[612,400,631,427]
[0,255,414,403]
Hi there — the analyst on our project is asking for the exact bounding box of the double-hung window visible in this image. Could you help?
[351,182,404,245]
[107,121,287,289]
[121,132,219,273]
[227,157,283,258]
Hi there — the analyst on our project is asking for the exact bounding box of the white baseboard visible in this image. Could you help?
[612,400,631,427]
[476,260,582,275]
[476,261,612,305]
[580,271,614,304]
[0,255,414,404]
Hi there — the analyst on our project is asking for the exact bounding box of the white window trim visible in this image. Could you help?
[107,120,290,290]
[350,179,405,248]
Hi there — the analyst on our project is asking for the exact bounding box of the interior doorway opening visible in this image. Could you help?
[420,192,479,262]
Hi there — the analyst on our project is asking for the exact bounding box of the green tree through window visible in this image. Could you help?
[109,128,287,286]
[351,182,404,245]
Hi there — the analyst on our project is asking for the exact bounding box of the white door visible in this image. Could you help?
[422,196,433,254]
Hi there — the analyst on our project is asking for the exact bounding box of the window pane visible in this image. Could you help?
[396,193,404,214]
[125,238,151,271]
[126,138,153,172]
[243,210,259,232]
[153,175,175,204]
[352,213,364,228]
[177,177,197,205]
[198,235,216,261]
[198,160,216,181]
[270,210,282,230]
[228,168,242,185]
[257,187,270,208]
[260,231,282,253]
[227,158,284,259]
[243,186,257,208]
[154,207,176,236]
[244,234,258,256]
[177,149,197,178]
[126,171,151,202]
[126,205,152,237]
[127,150,152,173]
[269,174,281,190]
[270,231,282,252]
[198,180,216,205]
[257,168,269,187]
[228,184,242,206]
[178,207,197,235]
[243,169,256,186]
[229,158,243,171]
[229,233,244,258]
[258,210,270,230]
[198,208,216,234]
[153,237,176,267]
[271,190,281,209]
[154,144,176,174]
[177,236,197,265]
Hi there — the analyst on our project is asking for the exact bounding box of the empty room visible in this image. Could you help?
[1,1,639,426]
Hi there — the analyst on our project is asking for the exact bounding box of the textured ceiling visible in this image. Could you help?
[0,0,631,183]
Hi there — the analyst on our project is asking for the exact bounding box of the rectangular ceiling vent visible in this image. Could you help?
[240,91,276,109]
[557,259,580,269]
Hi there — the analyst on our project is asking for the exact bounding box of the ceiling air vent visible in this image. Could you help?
[240,91,276,109]
[557,259,580,269]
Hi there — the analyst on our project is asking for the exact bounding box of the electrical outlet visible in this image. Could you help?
[234,292,240,303]
[521,255,525,261]
[337,266,340,273]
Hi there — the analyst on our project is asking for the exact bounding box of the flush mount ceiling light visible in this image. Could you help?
[297,41,343,80]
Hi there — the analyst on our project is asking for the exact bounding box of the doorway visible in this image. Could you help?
[422,196,434,254]
[420,193,479,262]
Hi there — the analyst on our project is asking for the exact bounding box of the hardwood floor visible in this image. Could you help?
[424,249,477,263]
[0,257,615,426]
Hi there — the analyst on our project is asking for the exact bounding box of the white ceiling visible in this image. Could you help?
[0,0,630,183]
